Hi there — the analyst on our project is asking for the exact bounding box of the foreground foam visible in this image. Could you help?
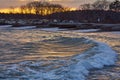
[0,37,117,80]
[39,41,117,80]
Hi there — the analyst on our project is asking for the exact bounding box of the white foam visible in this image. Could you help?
[40,42,117,80]
[0,40,117,80]
[65,42,117,80]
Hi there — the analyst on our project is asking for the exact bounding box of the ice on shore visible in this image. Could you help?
[0,25,12,29]
[40,27,66,32]
[12,26,36,30]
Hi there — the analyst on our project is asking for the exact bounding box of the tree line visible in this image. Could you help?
[80,0,120,11]
[19,1,70,15]
[0,0,119,23]
[0,10,119,23]
[8,0,120,15]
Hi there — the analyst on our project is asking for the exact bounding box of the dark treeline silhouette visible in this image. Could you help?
[0,13,44,19]
[8,0,119,15]
[46,10,120,23]
[80,0,110,10]
[0,0,120,23]
[0,10,120,23]
[110,0,120,11]
[80,0,120,11]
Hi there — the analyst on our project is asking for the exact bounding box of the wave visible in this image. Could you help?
[0,37,117,80]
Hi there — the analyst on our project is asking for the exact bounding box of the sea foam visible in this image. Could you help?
[0,37,117,80]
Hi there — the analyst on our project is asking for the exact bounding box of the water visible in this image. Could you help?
[0,29,118,80]
[61,31,120,80]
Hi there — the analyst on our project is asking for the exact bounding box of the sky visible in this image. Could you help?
[0,0,114,9]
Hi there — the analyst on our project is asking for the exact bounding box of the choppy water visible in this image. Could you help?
[0,29,118,80]
[61,31,120,80]
[0,29,95,64]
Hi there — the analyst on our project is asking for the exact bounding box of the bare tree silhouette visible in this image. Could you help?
[92,0,110,10]
[110,0,120,11]
[20,1,65,15]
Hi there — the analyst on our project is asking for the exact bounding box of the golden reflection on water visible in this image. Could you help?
[61,31,120,53]
[60,31,120,80]
[0,29,119,80]
[0,30,95,64]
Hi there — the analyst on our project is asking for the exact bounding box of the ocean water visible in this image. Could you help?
[0,29,117,80]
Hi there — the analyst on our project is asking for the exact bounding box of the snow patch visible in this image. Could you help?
[40,27,66,32]
[12,26,36,30]
[72,29,100,32]
[0,25,12,29]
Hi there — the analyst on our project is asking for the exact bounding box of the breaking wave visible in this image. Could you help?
[0,32,117,80]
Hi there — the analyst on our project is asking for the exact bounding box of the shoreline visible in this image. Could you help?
[0,23,120,32]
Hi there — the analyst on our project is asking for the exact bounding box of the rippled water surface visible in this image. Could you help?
[0,29,97,80]
[0,29,119,80]
[0,30,95,64]
[61,31,120,80]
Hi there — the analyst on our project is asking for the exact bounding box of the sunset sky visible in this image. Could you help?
[0,0,114,9]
